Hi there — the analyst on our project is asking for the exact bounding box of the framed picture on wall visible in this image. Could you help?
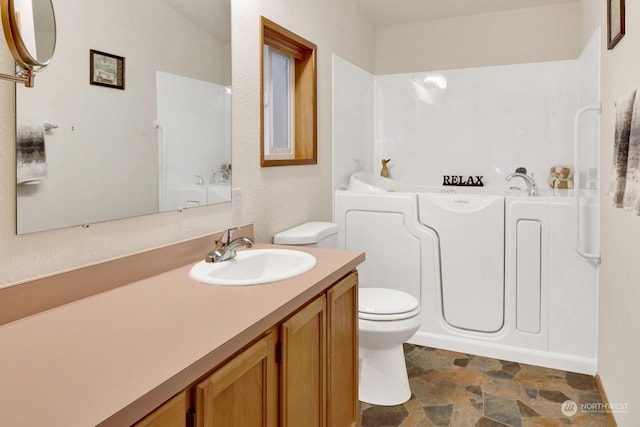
[607,0,625,50]
[89,49,125,90]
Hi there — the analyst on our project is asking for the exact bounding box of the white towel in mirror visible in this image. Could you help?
[624,90,640,214]
[16,123,48,185]
[610,90,636,207]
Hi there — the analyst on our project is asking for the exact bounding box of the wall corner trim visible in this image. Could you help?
[595,373,618,427]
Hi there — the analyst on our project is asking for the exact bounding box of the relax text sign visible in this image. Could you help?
[442,175,484,186]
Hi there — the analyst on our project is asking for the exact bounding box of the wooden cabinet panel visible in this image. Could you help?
[327,272,359,427]
[133,389,188,427]
[137,271,359,427]
[280,295,327,427]
[195,330,278,427]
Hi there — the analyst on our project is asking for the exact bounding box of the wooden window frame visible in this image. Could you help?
[260,17,317,167]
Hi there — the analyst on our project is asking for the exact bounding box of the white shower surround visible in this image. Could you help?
[156,71,231,211]
[333,29,600,191]
[332,29,601,374]
[375,61,578,187]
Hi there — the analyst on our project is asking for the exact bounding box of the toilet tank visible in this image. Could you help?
[273,221,338,248]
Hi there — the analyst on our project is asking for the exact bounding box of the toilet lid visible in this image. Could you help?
[359,288,419,317]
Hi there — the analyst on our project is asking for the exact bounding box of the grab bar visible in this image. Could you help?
[152,119,168,210]
[573,104,601,264]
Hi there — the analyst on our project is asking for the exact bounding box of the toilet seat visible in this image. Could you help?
[359,288,420,321]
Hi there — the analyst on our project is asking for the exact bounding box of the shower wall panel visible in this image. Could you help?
[374,61,579,188]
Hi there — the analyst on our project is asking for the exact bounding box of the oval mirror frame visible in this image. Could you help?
[0,0,56,86]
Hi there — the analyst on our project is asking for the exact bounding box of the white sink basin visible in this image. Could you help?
[189,249,317,286]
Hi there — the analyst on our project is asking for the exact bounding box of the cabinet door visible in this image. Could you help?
[280,295,327,427]
[195,330,278,427]
[133,389,189,427]
[327,272,359,427]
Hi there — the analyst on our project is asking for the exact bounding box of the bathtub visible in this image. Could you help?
[335,173,599,374]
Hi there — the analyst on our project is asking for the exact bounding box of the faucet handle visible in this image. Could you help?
[220,228,234,245]
[515,167,527,174]
[219,226,243,245]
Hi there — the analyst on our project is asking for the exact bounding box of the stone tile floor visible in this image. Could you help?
[360,344,611,427]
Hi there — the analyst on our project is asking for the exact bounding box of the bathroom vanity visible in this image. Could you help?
[135,271,359,427]
[0,234,364,427]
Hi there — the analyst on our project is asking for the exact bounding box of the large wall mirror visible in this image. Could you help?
[15,0,231,234]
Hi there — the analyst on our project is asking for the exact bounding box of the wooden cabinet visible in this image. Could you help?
[280,295,327,427]
[195,330,278,427]
[280,271,359,427]
[327,272,359,427]
[132,271,359,427]
[133,390,189,427]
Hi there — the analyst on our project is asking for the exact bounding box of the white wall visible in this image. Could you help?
[0,0,374,286]
[332,55,375,191]
[335,16,603,193]
[580,0,640,425]
[375,2,581,75]
[373,61,579,189]
[576,28,601,191]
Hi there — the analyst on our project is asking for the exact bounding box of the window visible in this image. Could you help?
[263,45,295,160]
[261,17,317,166]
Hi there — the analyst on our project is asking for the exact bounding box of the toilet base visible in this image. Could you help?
[359,345,412,406]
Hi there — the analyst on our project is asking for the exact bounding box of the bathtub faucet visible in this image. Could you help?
[505,172,539,196]
[210,168,230,184]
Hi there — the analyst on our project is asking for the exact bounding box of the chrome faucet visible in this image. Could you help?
[210,168,230,184]
[505,172,539,196]
[206,227,254,263]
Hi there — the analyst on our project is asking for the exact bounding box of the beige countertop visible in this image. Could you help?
[0,244,364,427]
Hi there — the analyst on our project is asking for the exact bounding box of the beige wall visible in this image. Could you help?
[0,0,374,286]
[374,2,581,74]
[230,0,374,240]
[580,1,640,425]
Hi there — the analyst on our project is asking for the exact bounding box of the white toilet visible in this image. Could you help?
[274,221,421,406]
